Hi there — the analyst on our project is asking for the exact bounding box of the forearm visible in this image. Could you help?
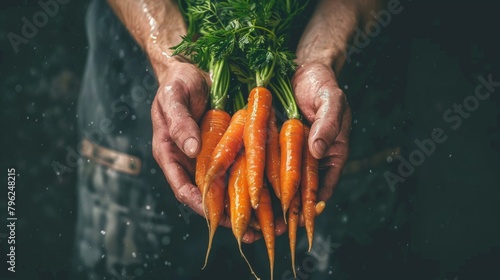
[296,0,384,72]
[107,0,186,70]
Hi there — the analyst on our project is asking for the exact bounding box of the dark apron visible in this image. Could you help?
[72,1,412,279]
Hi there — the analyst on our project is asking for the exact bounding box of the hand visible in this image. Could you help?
[292,62,351,203]
[151,57,261,243]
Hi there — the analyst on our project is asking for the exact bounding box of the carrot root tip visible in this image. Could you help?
[237,240,260,280]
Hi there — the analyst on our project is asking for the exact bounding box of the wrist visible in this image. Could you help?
[295,0,359,73]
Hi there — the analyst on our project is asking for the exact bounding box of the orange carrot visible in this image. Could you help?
[195,109,231,188]
[255,185,275,280]
[265,107,281,199]
[288,191,301,278]
[279,118,304,220]
[228,152,260,279]
[300,126,319,252]
[245,86,272,209]
[203,109,247,202]
[202,174,225,269]
[195,109,231,269]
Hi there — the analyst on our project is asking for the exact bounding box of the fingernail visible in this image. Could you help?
[313,139,327,158]
[183,137,199,157]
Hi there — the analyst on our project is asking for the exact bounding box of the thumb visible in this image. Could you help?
[160,86,202,158]
[309,88,346,159]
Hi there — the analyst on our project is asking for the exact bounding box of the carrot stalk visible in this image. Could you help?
[255,186,275,280]
[228,152,260,280]
[279,118,304,221]
[245,86,273,209]
[300,126,319,252]
[265,107,281,199]
[203,109,247,202]
[288,191,301,278]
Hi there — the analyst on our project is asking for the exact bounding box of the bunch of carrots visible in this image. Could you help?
[174,0,327,279]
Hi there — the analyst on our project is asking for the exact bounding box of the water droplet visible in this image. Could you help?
[15,84,22,92]
[448,153,452,158]
[150,168,157,174]
[343,85,349,90]
[100,230,106,235]
[101,254,105,259]
[369,169,373,173]
[353,119,358,124]
[131,115,137,120]
[145,205,151,210]
[386,156,393,163]
[164,260,171,266]
[132,252,137,258]
[341,215,348,223]
[329,271,333,275]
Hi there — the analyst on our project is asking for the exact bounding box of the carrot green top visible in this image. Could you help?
[174,0,307,115]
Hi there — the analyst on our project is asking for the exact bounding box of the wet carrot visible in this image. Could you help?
[265,107,281,199]
[228,152,260,279]
[279,118,304,221]
[255,186,275,280]
[203,109,247,202]
[300,126,319,252]
[245,86,272,209]
[195,109,231,269]
[288,191,301,278]
[195,109,231,188]
[202,174,225,269]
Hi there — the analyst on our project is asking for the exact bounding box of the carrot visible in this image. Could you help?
[300,125,319,252]
[245,86,272,209]
[203,109,247,202]
[288,191,301,278]
[265,107,281,199]
[279,118,304,221]
[202,174,225,269]
[195,109,231,269]
[254,185,275,280]
[195,109,231,188]
[228,152,260,280]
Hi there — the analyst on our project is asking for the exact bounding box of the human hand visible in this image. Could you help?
[292,62,351,204]
[151,57,261,243]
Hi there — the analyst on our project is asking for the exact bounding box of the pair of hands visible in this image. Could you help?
[151,57,351,243]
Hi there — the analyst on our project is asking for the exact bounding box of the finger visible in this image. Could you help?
[152,101,203,216]
[318,108,351,202]
[242,229,262,244]
[154,138,204,216]
[157,83,202,158]
[309,87,347,159]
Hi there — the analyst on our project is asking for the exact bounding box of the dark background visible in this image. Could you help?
[1,0,499,279]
